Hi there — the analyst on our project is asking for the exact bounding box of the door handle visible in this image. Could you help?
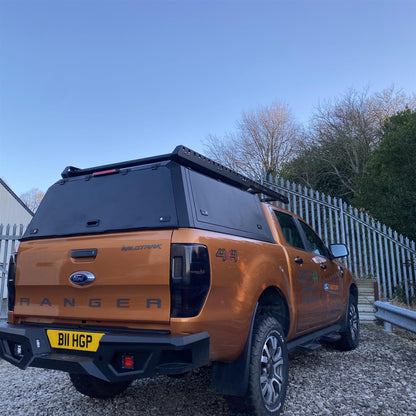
[320,264,327,270]
[71,249,98,258]
[294,257,304,264]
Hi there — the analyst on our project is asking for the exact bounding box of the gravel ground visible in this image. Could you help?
[0,323,415,416]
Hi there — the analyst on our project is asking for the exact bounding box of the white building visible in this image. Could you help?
[0,178,33,227]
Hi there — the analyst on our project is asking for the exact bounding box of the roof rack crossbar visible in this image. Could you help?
[61,145,289,204]
[61,153,173,179]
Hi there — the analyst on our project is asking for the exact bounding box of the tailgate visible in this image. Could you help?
[14,230,173,324]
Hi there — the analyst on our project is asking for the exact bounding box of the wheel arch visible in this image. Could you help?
[339,282,359,331]
[256,286,290,337]
[211,285,290,397]
[349,282,358,301]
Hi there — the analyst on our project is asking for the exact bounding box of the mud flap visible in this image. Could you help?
[211,303,258,397]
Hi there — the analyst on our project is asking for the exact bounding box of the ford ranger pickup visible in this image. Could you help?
[0,145,359,416]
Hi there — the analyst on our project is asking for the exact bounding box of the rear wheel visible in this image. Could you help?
[69,373,132,399]
[226,315,289,416]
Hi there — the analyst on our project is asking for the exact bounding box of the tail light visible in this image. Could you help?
[7,253,17,311]
[170,244,210,318]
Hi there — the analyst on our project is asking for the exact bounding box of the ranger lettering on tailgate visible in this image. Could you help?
[18,297,162,308]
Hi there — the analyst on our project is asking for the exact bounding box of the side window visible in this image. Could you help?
[274,211,305,250]
[299,221,329,257]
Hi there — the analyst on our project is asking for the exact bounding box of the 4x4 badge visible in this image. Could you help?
[216,249,238,262]
[69,271,95,286]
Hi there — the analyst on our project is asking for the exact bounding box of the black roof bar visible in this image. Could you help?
[61,145,289,204]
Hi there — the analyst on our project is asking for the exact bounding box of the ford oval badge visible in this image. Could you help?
[69,271,95,286]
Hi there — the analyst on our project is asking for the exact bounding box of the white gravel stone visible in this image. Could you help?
[0,324,415,415]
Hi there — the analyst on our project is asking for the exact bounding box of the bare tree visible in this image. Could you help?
[282,86,416,202]
[309,88,375,197]
[20,188,44,212]
[309,86,415,198]
[369,85,416,134]
[204,102,301,178]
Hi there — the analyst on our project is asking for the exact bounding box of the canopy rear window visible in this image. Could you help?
[22,164,177,240]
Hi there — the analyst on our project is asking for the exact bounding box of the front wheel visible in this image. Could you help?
[69,373,132,399]
[227,315,289,416]
[334,294,360,351]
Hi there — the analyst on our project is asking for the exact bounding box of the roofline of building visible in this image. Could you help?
[0,178,34,217]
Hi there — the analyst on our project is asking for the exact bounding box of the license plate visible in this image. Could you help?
[47,330,105,352]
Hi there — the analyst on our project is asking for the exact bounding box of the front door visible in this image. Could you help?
[298,220,344,324]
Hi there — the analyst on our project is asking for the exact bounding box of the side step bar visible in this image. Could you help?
[295,341,322,352]
[287,324,342,352]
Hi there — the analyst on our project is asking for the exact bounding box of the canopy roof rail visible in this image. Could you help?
[61,145,289,204]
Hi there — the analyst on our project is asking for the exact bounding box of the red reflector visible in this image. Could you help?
[122,354,134,369]
[93,169,118,177]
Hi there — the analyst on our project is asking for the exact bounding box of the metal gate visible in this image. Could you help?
[0,224,25,318]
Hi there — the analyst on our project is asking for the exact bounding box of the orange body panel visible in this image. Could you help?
[170,227,292,361]
[11,203,353,363]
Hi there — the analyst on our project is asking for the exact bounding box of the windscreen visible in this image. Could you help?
[22,164,178,240]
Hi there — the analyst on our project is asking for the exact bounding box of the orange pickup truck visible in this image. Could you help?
[0,146,359,416]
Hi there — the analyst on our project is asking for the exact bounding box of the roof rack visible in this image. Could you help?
[61,145,289,204]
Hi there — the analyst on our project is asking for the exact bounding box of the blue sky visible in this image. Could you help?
[1,0,415,196]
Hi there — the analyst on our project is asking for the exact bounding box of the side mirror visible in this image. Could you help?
[329,243,349,259]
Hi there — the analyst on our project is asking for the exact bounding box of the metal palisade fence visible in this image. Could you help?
[0,178,416,308]
[264,177,416,305]
[0,224,25,317]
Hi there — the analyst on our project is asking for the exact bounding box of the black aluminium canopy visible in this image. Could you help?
[23,145,282,242]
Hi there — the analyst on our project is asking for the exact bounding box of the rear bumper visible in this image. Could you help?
[0,322,210,382]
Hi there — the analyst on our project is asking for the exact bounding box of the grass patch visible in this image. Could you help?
[391,299,416,312]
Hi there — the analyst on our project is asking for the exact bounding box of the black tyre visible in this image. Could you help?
[334,294,360,351]
[167,372,189,378]
[227,315,289,416]
[69,373,132,399]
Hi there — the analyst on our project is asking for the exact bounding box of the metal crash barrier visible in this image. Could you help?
[374,301,416,333]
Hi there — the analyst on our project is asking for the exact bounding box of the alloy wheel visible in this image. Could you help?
[260,332,284,411]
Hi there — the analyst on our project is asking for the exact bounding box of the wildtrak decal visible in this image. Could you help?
[122,244,162,251]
